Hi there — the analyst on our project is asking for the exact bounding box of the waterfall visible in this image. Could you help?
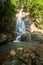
[14,9,25,42]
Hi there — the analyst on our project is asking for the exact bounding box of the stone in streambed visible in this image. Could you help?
[21,33,31,41]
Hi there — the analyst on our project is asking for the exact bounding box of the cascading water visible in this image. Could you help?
[14,9,25,42]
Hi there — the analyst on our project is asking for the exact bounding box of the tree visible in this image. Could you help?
[0,0,16,33]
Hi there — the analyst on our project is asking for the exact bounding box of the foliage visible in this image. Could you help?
[31,0,43,28]
[0,0,16,33]
[11,0,43,25]
[0,0,43,32]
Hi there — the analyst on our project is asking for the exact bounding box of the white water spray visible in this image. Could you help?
[14,9,25,42]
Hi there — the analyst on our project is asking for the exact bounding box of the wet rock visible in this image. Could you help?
[31,32,43,43]
[21,33,31,41]
[23,15,32,32]
[21,31,43,42]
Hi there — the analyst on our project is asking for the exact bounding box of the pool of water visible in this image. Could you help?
[0,41,39,55]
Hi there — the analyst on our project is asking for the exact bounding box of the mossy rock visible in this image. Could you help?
[31,32,43,42]
[21,33,31,41]
[6,33,16,41]
[0,34,7,45]
[0,34,7,41]
[21,31,43,42]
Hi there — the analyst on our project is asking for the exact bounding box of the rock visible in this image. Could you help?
[31,31,43,43]
[0,32,16,45]
[10,50,16,56]
[0,34,7,45]
[21,33,31,41]
[2,60,20,65]
[22,15,32,32]
[9,49,16,60]
[7,33,13,41]
[36,45,43,64]
[6,33,16,42]
[21,31,43,42]
[0,33,7,41]
[17,47,24,55]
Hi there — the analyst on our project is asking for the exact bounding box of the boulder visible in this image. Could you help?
[23,15,32,32]
[0,33,16,45]
[21,33,31,41]
[21,32,43,42]
[0,34,7,45]
[9,49,16,60]
[31,31,43,43]
[0,33,7,41]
